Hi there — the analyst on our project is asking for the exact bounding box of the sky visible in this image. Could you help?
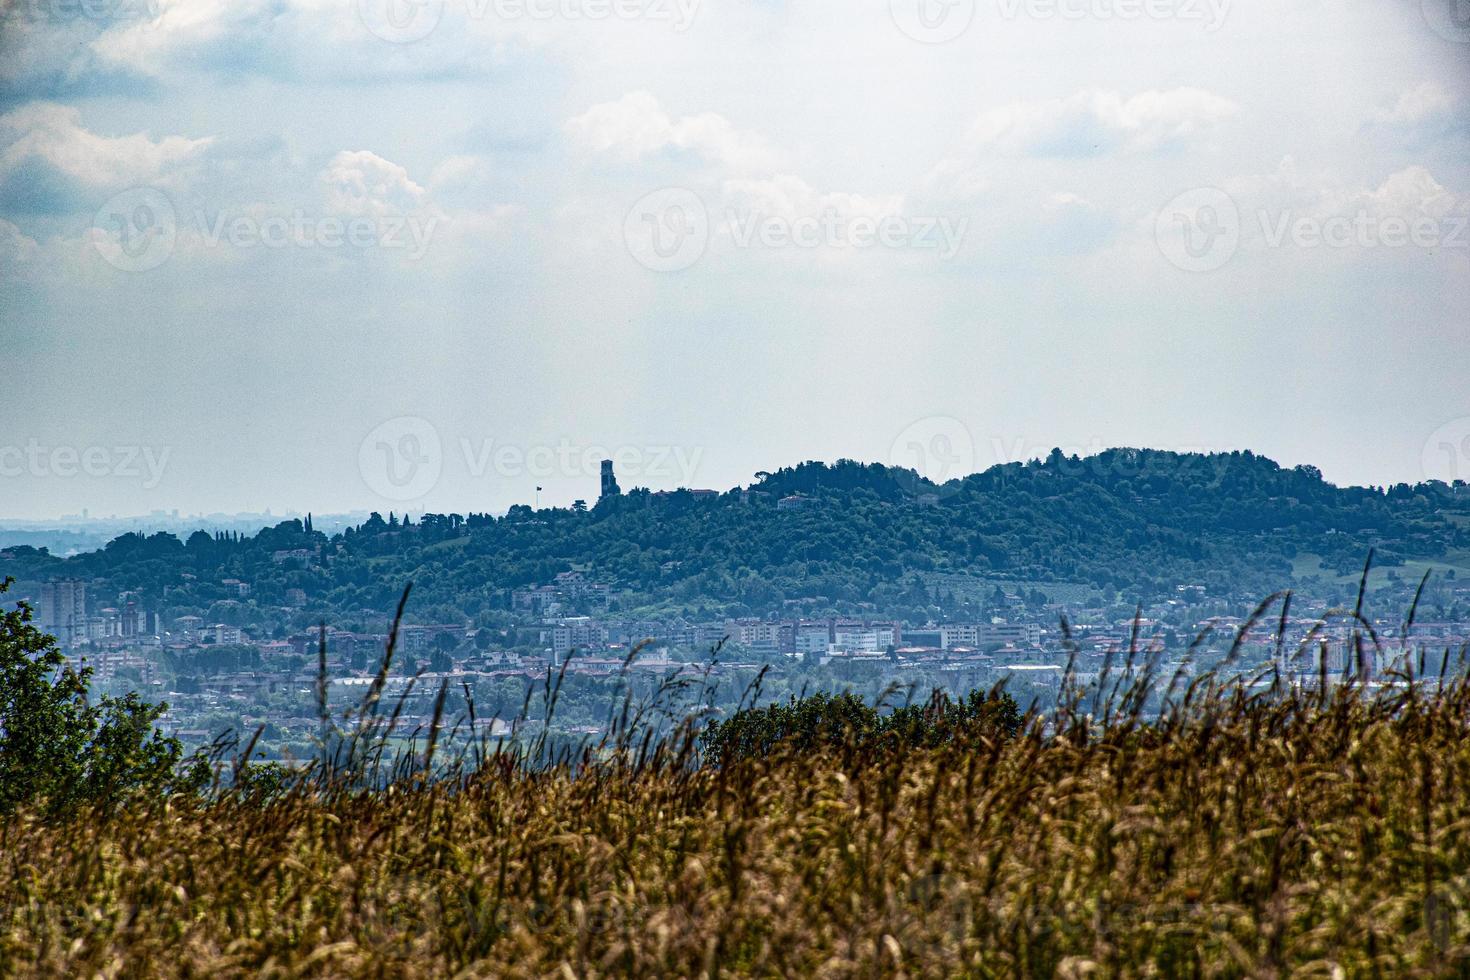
[1,0,1468,520]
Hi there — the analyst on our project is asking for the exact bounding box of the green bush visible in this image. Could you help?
[0,578,206,814]
[699,687,1021,767]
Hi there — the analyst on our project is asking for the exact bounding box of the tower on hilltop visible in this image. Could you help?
[599,459,621,501]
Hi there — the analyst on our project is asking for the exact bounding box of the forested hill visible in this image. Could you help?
[3,450,1467,621]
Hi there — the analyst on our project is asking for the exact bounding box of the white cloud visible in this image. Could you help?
[319,150,428,217]
[429,155,493,192]
[1357,165,1465,221]
[0,102,212,188]
[89,0,245,76]
[917,88,1240,206]
[1226,159,1465,224]
[1040,192,1116,253]
[0,218,41,268]
[966,88,1239,158]
[565,91,779,173]
[76,0,520,86]
[1369,83,1457,127]
[3,0,1469,517]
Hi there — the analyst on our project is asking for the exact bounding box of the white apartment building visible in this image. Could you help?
[831,628,886,653]
[939,622,1042,649]
[795,623,832,656]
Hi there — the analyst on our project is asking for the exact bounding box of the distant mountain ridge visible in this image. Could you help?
[3,449,1466,621]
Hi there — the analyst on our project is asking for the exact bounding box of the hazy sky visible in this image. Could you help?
[1,0,1468,520]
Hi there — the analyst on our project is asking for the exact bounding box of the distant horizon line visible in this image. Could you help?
[1,445,1461,528]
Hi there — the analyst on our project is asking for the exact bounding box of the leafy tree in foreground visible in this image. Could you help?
[0,578,205,814]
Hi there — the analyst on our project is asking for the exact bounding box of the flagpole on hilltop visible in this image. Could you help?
[535,486,542,510]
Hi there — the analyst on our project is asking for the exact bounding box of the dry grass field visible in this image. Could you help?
[3,654,1468,978]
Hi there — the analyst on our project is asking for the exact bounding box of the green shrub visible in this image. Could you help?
[699,687,1021,767]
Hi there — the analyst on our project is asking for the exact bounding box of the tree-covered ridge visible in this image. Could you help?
[2,449,1466,624]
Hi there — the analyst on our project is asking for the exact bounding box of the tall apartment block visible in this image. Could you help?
[39,580,87,647]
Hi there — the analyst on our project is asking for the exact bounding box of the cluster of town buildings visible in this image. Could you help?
[34,578,1470,696]
[34,580,162,646]
[12,533,1470,752]
[537,614,1044,662]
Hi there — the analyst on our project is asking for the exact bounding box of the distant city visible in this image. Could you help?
[7,453,1467,759]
